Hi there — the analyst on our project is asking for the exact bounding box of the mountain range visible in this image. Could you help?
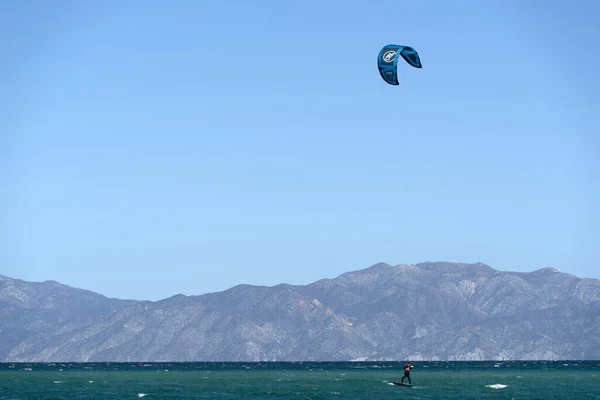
[1,262,599,362]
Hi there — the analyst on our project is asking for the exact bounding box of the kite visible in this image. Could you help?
[377,44,422,85]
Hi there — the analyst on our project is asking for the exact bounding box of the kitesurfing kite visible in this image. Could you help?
[377,44,422,85]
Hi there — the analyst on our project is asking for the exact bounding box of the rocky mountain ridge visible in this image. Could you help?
[1,262,599,361]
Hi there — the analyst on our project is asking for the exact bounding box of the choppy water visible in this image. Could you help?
[1,361,598,399]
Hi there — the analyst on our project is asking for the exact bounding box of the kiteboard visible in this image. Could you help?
[392,382,412,387]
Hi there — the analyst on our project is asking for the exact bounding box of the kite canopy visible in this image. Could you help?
[377,44,422,85]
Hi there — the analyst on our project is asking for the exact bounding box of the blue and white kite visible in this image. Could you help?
[377,44,422,85]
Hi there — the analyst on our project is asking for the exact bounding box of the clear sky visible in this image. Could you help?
[1,0,598,301]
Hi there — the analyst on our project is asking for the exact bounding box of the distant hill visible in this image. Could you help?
[1,262,599,362]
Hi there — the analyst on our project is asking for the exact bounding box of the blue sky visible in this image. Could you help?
[1,0,598,301]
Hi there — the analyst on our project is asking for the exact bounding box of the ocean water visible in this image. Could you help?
[1,361,598,399]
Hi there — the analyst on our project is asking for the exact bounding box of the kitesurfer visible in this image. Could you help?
[401,363,413,384]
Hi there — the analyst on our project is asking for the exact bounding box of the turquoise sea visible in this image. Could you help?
[1,361,598,399]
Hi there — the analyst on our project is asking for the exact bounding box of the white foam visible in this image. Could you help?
[137,394,148,398]
[486,384,507,389]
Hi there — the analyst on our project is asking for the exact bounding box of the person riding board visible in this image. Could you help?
[401,363,413,385]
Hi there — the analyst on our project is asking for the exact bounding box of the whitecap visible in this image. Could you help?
[486,384,507,389]
[137,393,148,398]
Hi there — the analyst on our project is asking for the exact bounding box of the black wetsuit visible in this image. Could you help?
[401,365,412,384]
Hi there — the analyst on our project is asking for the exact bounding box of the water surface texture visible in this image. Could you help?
[1,361,598,399]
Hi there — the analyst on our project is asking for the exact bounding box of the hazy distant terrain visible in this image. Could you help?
[1,262,599,362]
